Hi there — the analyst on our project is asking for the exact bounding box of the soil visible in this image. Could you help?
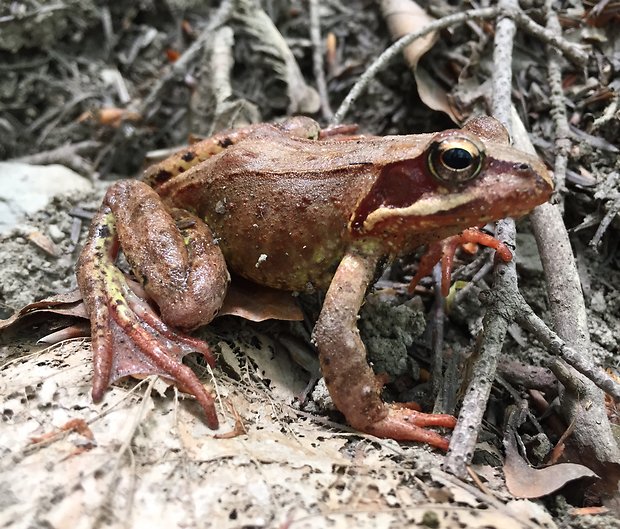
[1,1,619,528]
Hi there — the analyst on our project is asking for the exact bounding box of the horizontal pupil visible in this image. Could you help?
[442,148,473,169]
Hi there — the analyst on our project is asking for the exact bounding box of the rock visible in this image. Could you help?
[0,162,92,233]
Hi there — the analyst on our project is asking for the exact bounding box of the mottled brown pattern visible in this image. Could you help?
[78,117,553,447]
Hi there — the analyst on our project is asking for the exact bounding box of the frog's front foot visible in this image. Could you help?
[359,406,457,451]
[77,181,229,428]
[408,227,513,296]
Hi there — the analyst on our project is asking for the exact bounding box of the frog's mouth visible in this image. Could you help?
[350,152,553,238]
[352,173,552,240]
[360,191,477,231]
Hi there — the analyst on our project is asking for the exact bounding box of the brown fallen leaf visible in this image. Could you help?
[0,289,87,334]
[27,230,60,257]
[380,0,459,121]
[0,275,303,338]
[504,430,598,498]
[219,275,303,322]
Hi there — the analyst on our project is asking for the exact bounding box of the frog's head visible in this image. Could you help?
[348,116,554,252]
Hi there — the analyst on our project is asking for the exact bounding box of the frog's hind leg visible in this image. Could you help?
[77,180,229,428]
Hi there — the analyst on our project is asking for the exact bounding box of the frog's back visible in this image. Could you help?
[157,134,380,291]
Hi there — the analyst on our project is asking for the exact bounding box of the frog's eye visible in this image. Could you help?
[427,137,484,185]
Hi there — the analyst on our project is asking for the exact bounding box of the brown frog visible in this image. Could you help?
[77,116,553,450]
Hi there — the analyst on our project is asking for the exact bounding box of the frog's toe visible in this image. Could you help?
[89,280,219,429]
[362,405,456,451]
[408,227,513,297]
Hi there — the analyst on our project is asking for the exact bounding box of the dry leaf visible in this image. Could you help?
[504,431,598,498]
[381,0,436,66]
[0,289,87,333]
[0,273,303,338]
[380,0,458,121]
[27,231,59,257]
[218,276,303,322]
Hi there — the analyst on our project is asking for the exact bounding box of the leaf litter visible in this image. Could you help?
[1,0,620,528]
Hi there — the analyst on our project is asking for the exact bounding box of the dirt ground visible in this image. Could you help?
[1,1,620,528]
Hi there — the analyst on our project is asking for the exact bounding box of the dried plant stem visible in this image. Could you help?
[13,141,100,175]
[308,0,333,120]
[208,27,235,118]
[443,0,520,477]
[138,0,234,119]
[527,1,620,474]
[445,0,620,478]
[531,203,620,464]
[510,8,587,66]
[545,9,570,202]
[332,4,586,124]
[513,296,620,400]
[332,7,499,124]
[0,3,67,23]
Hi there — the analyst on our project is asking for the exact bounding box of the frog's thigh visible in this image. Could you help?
[312,252,388,428]
[105,180,229,330]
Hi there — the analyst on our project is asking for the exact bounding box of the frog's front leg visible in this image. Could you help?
[313,252,456,450]
[77,180,229,428]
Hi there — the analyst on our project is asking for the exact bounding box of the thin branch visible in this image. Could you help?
[513,295,620,400]
[331,7,499,124]
[13,141,101,175]
[137,0,234,119]
[308,0,333,120]
[545,11,570,203]
[443,0,520,478]
[511,8,588,66]
[331,5,587,125]
[0,3,67,23]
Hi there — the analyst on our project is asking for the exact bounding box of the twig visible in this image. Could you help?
[590,194,620,250]
[431,264,447,413]
[137,0,234,120]
[34,92,99,146]
[209,26,235,116]
[545,11,570,204]
[443,0,520,478]
[331,4,587,125]
[331,7,499,124]
[525,0,620,474]
[0,3,67,23]
[531,212,620,461]
[510,8,588,66]
[13,141,101,175]
[513,295,620,400]
[308,0,333,120]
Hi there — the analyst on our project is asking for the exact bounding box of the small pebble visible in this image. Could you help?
[47,224,64,243]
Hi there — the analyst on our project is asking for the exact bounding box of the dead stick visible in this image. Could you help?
[308,0,333,120]
[332,7,499,124]
[443,0,521,478]
[513,294,620,401]
[332,5,586,124]
[527,1,620,471]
